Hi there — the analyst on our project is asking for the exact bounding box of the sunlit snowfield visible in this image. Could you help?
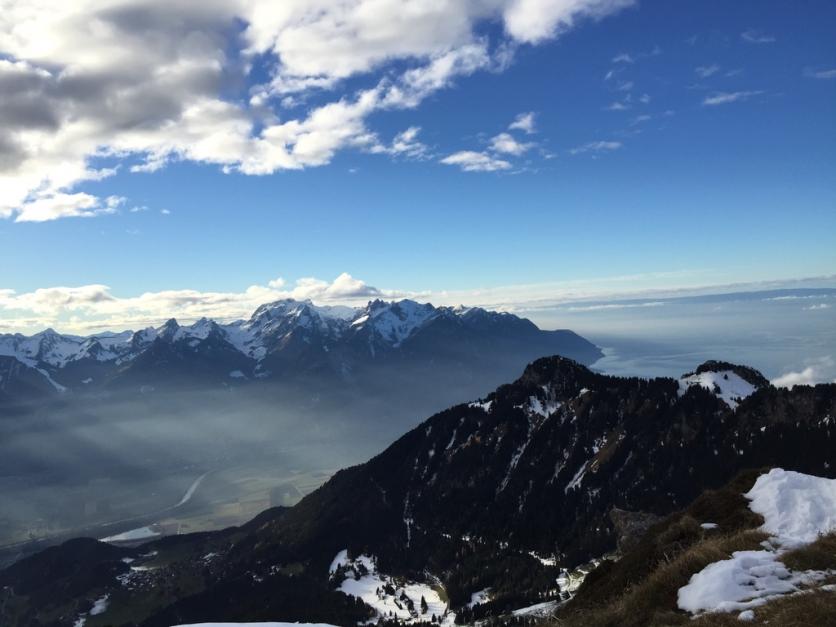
[527,289,836,383]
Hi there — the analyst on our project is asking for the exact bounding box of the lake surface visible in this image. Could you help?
[527,288,836,383]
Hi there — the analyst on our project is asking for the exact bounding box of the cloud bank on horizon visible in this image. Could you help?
[2,271,834,336]
[0,0,637,222]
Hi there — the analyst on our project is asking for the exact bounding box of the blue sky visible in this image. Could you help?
[0,0,834,332]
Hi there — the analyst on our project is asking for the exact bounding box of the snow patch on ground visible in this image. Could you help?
[528,551,557,567]
[90,594,109,615]
[468,400,493,413]
[746,468,836,547]
[329,551,454,624]
[468,588,491,608]
[678,370,756,409]
[72,594,109,626]
[329,549,349,574]
[527,396,561,418]
[677,550,827,614]
[678,469,836,617]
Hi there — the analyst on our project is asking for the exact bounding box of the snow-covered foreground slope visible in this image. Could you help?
[677,469,836,619]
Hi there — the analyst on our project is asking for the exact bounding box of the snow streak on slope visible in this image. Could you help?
[677,469,836,618]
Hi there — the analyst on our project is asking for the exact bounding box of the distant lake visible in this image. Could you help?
[525,288,836,383]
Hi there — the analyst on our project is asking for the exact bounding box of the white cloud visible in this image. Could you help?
[805,303,831,311]
[612,52,634,63]
[489,132,534,155]
[741,29,775,44]
[771,358,836,389]
[509,111,537,134]
[440,150,512,172]
[695,64,720,78]
[15,193,124,223]
[0,0,634,222]
[503,0,635,44]
[562,301,664,312]
[702,90,764,106]
[369,126,428,159]
[605,101,630,111]
[3,273,835,335]
[804,67,836,80]
[570,140,622,154]
[0,272,404,332]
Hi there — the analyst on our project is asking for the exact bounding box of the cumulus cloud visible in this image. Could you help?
[502,0,635,43]
[509,111,537,134]
[702,90,764,106]
[771,358,836,389]
[440,150,512,172]
[0,273,407,332]
[0,0,634,222]
[489,132,534,155]
[14,193,125,223]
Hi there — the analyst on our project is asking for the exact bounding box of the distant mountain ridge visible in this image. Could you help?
[0,298,602,398]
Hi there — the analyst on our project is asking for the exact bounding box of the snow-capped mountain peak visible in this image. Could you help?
[0,298,603,391]
[351,299,439,346]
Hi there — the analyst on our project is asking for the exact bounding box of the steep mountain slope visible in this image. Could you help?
[2,357,833,626]
[0,356,63,405]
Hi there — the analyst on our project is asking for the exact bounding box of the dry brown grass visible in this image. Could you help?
[688,588,836,626]
[554,529,769,627]
[549,469,836,627]
[781,532,836,572]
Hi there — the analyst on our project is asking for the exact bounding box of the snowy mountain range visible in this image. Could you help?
[0,299,602,399]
